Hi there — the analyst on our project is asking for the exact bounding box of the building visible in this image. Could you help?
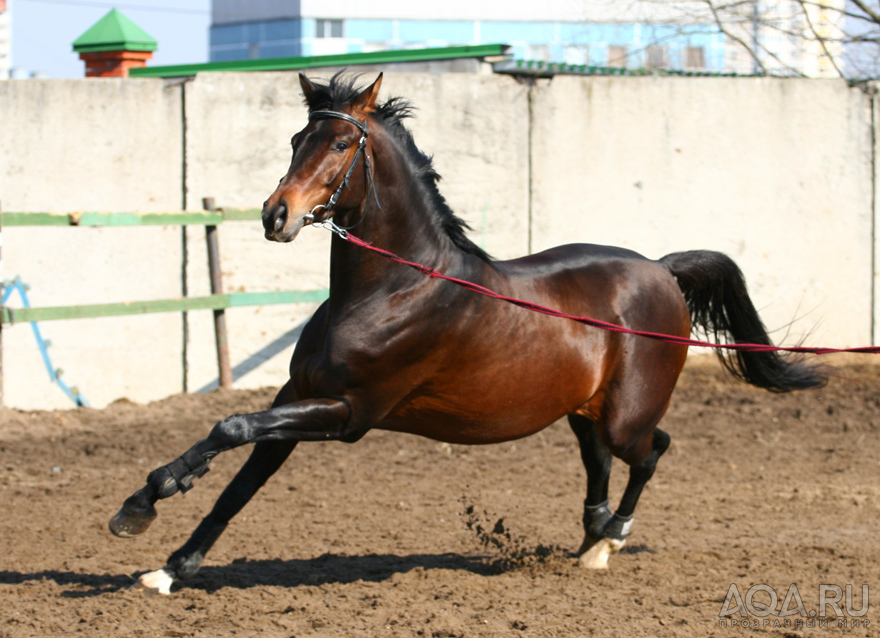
[209,0,728,73]
[210,1,865,79]
[709,0,848,78]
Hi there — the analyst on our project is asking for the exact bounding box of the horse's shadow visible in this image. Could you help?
[1,544,653,598]
[189,552,501,594]
[0,552,498,598]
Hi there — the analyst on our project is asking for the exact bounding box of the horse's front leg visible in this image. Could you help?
[129,440,297,594]
[109,397,355,588]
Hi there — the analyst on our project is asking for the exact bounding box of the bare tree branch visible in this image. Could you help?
[584,0,879,78]
[702,0,767,74]
[849,0,880,25]
[797,0,880,24]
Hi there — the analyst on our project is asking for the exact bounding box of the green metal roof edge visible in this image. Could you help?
[129,43,511,78]
[73,8,157,53]
[493,58,748,78]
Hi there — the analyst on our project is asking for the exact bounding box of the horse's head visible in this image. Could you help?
[262,73,383,242]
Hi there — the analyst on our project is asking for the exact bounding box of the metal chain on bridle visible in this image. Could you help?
[303,109,381,231]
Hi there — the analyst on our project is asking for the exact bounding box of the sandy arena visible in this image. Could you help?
[0,358,877,637]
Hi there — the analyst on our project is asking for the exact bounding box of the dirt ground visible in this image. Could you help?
[0,357,877,638]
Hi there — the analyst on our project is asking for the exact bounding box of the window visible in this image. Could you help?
[565,46,588,65]
[646,45,669,69]
[527,44,549,62]
[608,45,628,68]
[316,19,343,39]
[685,46,706,70]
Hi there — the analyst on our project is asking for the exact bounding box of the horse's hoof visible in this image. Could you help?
[131,568,174,595]
[578,537,626,569]
[109,503,157,537]
[576,534,599,556]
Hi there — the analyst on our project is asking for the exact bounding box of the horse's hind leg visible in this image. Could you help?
[579,428,671,569]
[568,414,614,554]
[133,440,297,594]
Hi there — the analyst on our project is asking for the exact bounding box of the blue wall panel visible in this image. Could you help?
[397,20,473,44]
[211,24,246,47]
[265,19,301,41]
[345,19,395,41]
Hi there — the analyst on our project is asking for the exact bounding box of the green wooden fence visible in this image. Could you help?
[0,203,329,403]
[0,289,329,325]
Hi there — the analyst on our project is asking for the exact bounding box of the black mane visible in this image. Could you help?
[303,73,491,262]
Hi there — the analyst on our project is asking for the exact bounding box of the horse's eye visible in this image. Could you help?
[334,141,349,152]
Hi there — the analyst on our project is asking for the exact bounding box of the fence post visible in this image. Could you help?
[203,197,233,389]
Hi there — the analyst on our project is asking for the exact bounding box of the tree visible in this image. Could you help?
[596,1,879,79]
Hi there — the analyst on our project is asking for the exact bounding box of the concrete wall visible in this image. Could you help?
[1,72,876,409]
[0,79,185,409]
[530,76,874,350]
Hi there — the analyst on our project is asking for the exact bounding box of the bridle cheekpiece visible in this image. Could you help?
[303,109,379,229]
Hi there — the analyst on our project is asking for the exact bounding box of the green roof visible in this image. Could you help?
[72,9,157,53]
[129,43,510,78]
[493,59,747,78]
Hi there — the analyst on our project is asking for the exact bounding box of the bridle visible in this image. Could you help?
[303,109,381,229]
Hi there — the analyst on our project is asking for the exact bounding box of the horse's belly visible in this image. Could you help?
[373,340,601,443]
[377,391,576,444]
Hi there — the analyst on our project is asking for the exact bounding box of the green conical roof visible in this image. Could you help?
[72,9,157,53]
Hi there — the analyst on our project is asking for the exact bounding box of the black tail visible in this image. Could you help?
[660,250,828,392]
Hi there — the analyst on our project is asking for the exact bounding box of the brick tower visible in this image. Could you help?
[72,9,157,78]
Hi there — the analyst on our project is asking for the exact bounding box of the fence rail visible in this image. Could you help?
[0,208,262,227]
[0,289,329,325]
[0,203,326,405]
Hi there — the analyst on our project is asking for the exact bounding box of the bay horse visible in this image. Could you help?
[110,73,826,594]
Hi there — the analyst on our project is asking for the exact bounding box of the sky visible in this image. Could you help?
[8,0,211,78]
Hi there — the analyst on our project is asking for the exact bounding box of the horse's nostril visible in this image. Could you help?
[265,201,288,234]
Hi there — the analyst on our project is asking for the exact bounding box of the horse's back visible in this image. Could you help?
[495,242,687,330]
[501,242,649,271]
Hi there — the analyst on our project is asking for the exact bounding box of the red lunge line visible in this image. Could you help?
[342,232,880,355]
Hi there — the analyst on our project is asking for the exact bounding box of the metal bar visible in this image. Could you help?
[204,197,233,390]
[7,277,89,407]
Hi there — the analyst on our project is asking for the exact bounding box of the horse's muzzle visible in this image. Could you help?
[262,200,304,242]
[262,200,287,236]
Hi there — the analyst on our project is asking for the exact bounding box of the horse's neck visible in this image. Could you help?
[327,169,466,304]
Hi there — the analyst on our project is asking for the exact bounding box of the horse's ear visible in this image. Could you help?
[352,73,383,114]
[299,73,318,99]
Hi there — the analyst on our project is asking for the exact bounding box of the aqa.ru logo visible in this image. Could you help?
[718,584,870,630]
